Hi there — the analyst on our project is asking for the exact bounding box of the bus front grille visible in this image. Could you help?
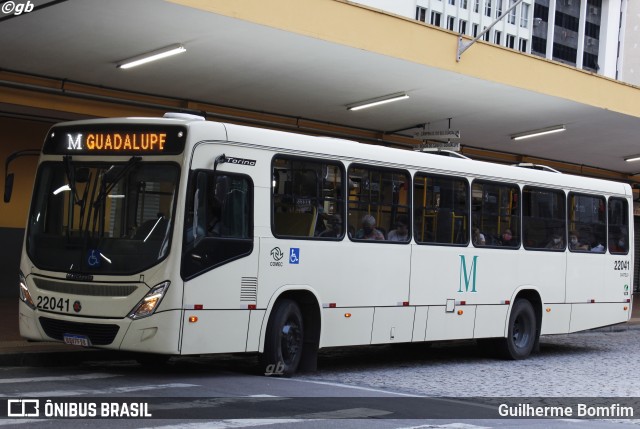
[39,317,120,345]
[33,278,138,297]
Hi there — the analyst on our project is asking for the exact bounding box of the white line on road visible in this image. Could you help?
[0,383,198,398]
[0,373,120,384]
[275,377,421,397]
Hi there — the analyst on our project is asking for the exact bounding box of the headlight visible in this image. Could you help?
[128,281,170,320]
[19,272,36,310]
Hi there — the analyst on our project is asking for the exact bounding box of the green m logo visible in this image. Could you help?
[458,255,478,293]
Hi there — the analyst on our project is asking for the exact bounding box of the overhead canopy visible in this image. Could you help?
[1,0,640,180]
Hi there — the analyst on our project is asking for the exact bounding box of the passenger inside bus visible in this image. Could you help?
[569,230,589,251]
[387,215,409,242]
[545,232,564,250]
[318,214,342,238]
[354,214,385,240]
[609,233,627,253]
[472,227,486,246]
[501,229,517,247]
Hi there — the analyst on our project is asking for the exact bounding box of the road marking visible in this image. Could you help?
[0,373,119,384]
[396,424,491,429]
[0,383,198,398]
[140,419,309,429]
[0,419,47,427]
[277,377,421,397]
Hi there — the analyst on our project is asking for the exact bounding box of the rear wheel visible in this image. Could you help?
[498,299,538,360]
[262,299,304,376]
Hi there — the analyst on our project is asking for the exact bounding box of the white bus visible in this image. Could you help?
[13,114,633,375]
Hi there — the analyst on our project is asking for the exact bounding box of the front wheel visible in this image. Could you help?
[261,299,304,377]
[498,299,538,360]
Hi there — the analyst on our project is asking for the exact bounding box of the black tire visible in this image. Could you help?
[498,299,538,360]
[262,299,304,377]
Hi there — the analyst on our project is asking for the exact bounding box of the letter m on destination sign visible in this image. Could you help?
[458,255,478,293]
[67,134,83,150]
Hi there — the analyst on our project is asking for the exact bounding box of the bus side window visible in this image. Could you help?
[608,197,629,255]
[522,187,566,251]
[568,193,606,253]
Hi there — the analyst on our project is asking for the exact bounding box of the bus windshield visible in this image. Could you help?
[27,160,180,275]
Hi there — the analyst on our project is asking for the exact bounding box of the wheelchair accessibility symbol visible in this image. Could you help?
[289,248,300,264]
[87,249,101,268]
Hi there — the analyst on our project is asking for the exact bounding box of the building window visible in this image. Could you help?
[506,34,515,49]
[583,52,599,71]
[495,30,502,45]
[447,16,456,31]
[553,43,577,64]
[496,0,503,18]
[461,0,468,9]
[459,19,468,34]
[416,6,427,22]
[508,0,516,24]
[485,0,492,17]
[532,36,547,55]
[534,3,548,22]
[519,38,528,52]
[449,0,456,5]
[474,0,479,13]
[431,11,442,27]
[585,22,600,40]
[483,27,490,41]
[555,11,579,32]
[472,23,479,37]
[520,3,529,28]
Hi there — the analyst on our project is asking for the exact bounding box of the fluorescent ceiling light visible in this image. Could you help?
[347,93,409,111]
[117,44,186,69]
[511,125,566,141]
[625,155,640,162]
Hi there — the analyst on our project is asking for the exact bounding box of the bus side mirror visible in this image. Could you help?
[4,173,14,203]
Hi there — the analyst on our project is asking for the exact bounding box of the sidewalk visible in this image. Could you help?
[1,296,639,366]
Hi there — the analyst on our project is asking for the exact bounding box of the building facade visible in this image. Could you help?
[352,0,628,81]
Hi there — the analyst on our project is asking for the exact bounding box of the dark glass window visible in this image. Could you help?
[414,173,469,245]
[522,187,566,251]
[471,181,520,248]
[568,193,606,253]
[272,156,344,239]
[608,197,629,255]
[348,165,410,242]
[182,171,253,279]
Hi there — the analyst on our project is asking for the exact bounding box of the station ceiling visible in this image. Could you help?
[2,0,640,180]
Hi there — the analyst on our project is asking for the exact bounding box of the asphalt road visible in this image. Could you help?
[1,326,640,428]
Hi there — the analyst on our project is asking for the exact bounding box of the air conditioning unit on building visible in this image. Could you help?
[589,6,599,15]
[587,38,595,46]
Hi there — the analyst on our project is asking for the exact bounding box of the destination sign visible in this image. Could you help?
[43,124,187,155]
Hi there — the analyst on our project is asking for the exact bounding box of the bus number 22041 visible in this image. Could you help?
[37,296,70,312]
[614,260,630,271]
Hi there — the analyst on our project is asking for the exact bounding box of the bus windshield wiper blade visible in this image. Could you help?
[92,156,141,209]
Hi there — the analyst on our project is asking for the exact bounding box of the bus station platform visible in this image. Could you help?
[1,296,639,367]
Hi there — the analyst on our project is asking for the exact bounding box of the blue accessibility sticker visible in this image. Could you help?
[289,248,300,264]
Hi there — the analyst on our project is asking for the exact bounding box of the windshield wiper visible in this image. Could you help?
[87,156,141,238]
[63,155,81,205]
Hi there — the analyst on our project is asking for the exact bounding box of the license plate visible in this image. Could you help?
[63,334,91,347]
